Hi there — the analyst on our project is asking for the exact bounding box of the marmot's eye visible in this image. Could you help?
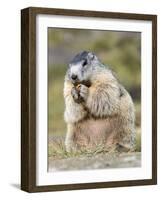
[82,59,87,67]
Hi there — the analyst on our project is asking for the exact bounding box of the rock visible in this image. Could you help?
[48,152,141,172]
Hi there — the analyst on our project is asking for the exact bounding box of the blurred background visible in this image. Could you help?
[48,28,141,154]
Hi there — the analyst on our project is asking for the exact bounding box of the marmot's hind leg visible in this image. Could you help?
[115,129,136,152]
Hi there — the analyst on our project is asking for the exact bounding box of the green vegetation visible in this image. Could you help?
[48,65,65,135]
[48,139,139,160]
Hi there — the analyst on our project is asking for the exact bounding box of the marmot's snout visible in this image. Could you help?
[70,73,80,86]
[71,74,78,81]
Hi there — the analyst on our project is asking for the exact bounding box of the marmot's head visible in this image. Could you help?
[67,51,100,86]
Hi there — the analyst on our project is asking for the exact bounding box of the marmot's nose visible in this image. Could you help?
[71,74,77,80]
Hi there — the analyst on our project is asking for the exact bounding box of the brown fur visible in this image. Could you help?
[64,62,135,152]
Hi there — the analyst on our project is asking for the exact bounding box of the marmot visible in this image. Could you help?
[64,51,135,152]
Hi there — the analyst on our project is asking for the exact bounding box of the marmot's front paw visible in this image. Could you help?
[71,87,84,103]
[77,84,89,102]
[71,84,89,103]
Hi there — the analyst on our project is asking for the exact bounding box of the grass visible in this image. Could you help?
[48,129,141,160]
[49,140,116,160]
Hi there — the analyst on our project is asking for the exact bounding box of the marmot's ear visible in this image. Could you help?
[87,52,95,60]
